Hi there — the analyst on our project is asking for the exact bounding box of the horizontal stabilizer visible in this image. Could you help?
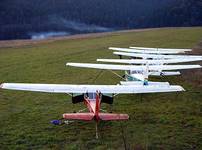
[99,113,129,120]
[63,113,94,121]
[120,81,170,86]
[150,71,181,76]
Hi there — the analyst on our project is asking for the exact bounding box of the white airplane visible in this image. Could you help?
[97,58,202,65]
[0,83,184,138]
[109,47,184,54]
[113,51,202,60]
[66,63,201,85]
[129,46,192,52]
[96,58,202,76]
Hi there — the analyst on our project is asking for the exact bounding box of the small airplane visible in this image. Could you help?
[113,51,202,60]
[96,58,202,65]
[109,47,186,54]
[96,58,202,76]
[66,62,201,85]
[129,46,192,52]
[0,83,184,138]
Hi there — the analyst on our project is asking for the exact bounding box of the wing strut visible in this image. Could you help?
[108,70,126,81]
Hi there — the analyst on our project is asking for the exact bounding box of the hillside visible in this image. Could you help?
[0,27,202,149]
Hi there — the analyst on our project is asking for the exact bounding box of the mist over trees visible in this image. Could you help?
[0,0,201,40]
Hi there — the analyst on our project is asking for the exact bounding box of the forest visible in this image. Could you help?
[0,0,201,40]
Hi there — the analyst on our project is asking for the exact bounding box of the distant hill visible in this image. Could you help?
[0,0,201,40]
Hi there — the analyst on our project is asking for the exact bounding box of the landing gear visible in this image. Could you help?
[109,104,113,113]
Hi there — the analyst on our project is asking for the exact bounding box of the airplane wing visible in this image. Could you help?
[97,59,151,64]
[150,65,201,70]
[109,47,181,54]
[129,47,192,52]
[67,62,201,71]
[67,62,136,70]
[113,52,202,60]
[0,83,184,94]
[97,58,202,64]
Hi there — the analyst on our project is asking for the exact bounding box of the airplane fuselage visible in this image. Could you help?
[83,92,101,121]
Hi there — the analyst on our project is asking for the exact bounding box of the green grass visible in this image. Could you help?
[0,27,202,150]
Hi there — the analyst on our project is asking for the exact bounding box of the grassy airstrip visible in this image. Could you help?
[0,27,202,150]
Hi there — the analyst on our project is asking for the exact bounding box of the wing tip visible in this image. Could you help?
[113,51,119,54]
[179,86,185,91]
[66,62,72,66]
[0,83,4,89]
[171,85,185,92]
[193,65,202,68]
[109,47,117,50]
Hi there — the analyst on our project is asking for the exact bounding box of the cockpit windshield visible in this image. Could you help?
[85,93,97,100]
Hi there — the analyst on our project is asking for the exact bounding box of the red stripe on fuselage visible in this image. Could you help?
[95,92,100,120]
[84,93,101,121]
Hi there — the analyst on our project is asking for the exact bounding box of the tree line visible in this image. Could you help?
[0,0,201,40]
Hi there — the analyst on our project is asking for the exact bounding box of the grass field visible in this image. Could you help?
[0,27,202,150]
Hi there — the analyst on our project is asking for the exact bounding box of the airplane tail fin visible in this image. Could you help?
[63,113,94,121]
[99,113,129,121]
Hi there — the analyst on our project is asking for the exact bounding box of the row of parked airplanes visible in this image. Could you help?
[1,46,202,138]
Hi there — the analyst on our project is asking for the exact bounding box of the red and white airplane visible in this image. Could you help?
[0,83,184,138]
